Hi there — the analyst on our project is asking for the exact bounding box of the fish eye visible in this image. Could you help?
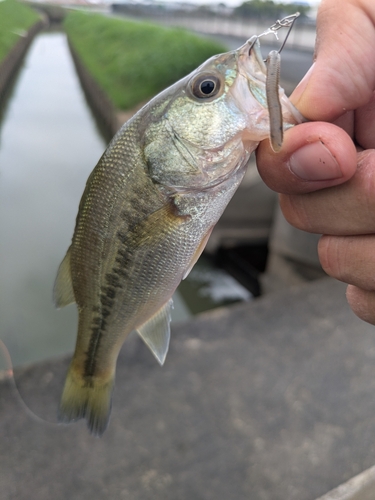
[190,74,221,99]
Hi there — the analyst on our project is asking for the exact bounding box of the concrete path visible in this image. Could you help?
[2,278,375,499]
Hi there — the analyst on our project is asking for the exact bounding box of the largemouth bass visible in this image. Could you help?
[55,33,303,435]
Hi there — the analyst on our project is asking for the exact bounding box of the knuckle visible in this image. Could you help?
[279,194,315,232]
[357,151,375,212]
[318,236,338,277]
[318,235,349,281]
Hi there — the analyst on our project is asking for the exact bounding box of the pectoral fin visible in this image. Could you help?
[134,202,189,246]
[53,246,75,308]
[136,299,173,365]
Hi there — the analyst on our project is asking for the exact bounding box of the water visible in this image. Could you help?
[0,31,109,367]
[0,29,252,370]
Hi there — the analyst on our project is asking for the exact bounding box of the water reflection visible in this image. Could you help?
[0,31,108,368]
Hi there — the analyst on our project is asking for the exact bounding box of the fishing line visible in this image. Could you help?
[0,339,61,427]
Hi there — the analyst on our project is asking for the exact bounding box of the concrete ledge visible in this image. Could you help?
[2,278,375,499]
[316,465,375,500]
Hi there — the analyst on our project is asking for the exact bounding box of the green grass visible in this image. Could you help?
[64,11,227,110]
[0,0,39,64]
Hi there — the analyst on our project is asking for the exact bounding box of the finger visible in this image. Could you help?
[346,285,375,326]
[290,0,375,121]
[280,150,375,234]
[318,235,375,291]
[355,91,375,149]
[332,111,354,140]
[256,121,357,195]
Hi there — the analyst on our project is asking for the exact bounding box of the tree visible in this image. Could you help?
[234,0,310,20]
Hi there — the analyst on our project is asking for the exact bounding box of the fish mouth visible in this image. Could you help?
[233,35,304,142]
[244,36,267,75]
[224,37,272,142]
[237,37,268,108]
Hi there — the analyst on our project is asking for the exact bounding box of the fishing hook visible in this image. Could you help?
[259,12,300,54]
[247,12,300,56]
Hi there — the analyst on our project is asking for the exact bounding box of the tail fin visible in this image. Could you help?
[58,366,114,436]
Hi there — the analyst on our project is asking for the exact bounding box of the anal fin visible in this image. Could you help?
[136,299,173,365]
[53,246,75,308]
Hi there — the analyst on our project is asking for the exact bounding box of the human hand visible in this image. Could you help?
[256,0,375,324]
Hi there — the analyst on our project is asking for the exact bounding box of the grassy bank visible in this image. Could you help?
[64,11,226,110]
[0,0,39,63]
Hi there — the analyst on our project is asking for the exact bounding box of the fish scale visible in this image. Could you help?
[54,37,303,435]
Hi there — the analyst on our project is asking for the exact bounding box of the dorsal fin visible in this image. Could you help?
[136,299,173,365]
[53,246,75,308]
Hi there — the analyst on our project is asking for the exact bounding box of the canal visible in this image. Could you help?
[0,29,251,369]
[0,30,109,368]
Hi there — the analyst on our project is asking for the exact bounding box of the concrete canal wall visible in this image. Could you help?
[68,38,152,140]
[67,42,150,139]
[0,18,46,102]
[68,41,121,138]
[0,10,136,141]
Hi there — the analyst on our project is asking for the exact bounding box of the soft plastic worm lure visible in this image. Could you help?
[266,50,283,152]
[250,12,301,152]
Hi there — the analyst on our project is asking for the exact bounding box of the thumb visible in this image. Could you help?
[291,0,375,121]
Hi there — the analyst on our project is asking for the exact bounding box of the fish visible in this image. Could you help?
[54,33,304,436]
